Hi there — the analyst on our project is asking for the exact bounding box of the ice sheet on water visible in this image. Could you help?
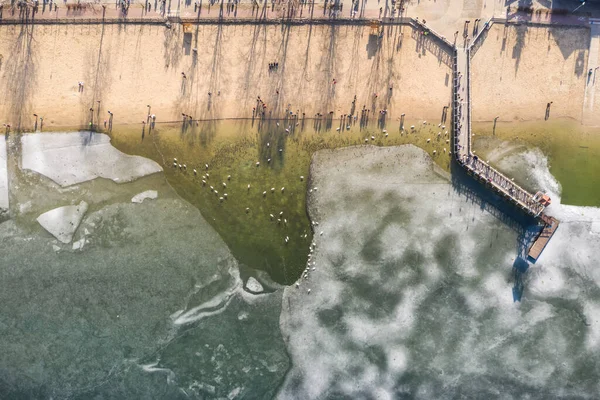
[21,132,162,187]
[278,145,600,399]
[36,200,88,243]
[0,135,8,210]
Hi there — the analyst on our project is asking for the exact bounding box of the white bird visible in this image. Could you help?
[284,219,287,224]
[178,164,182,168]
[442,125,446,129]
[206,173,209,179]
[271,187,275,193]
[364,138,368,143]
[279,148,282,152]
[438,123,441,127]
[248,184,251,190]
[205,164,209,169]
[222,182,227,188]
[300,176,304,181]
[277,122,280,127]
[296,282,299,288]
[423,121,427,124]
[227,175,231,180]
[224,193,228,199]
[174,158,177,162]
[285,236,289,243]
[173,161,177,167]
[280,211,284,216]
[268,158,271,163]
[346,125,350,130]
[278,218,281,223]
[307,288,311,294]
[371,136,375,140]
[215,190,218,195]
[246,208,250,213]
[256,162,260,167]
[193,169,197,175]
[411,125,415,129]
[383,129,387,133]
[263,191,267,196]
[270,214,274,219]
[219,197,224,202]
[285,129,290,133]
[313,187,318,191]
[385,133,389,137]
[433,150,437,154]
[320,231,323,236]
[202,180,206,186]
[210,185,214,191]
[281,187,285,193]
[336,127,340,131]
[267,142,270,147]
[443,148,447,153]
[427,138,431,143]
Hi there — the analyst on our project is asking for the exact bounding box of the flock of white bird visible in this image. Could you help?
[170,121,447,291]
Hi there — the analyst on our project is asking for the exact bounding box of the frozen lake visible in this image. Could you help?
[0,133,599,398]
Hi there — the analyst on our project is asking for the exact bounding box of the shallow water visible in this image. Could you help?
[472,119,600,208]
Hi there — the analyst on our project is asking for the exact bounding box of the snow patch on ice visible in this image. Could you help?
[37,201,88,244]
[21,132,162,187]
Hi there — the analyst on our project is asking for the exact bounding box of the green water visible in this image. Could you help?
[107,118,451,284]
[472,119,600,208]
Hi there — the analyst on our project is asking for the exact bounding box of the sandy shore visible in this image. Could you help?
[0,22,452,130]
[472,24,589,122]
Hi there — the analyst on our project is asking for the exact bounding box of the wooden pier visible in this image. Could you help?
[528,216,560,261]
[448,29,558,259]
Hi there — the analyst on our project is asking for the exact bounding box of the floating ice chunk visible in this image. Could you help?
[21,132,162,187]
[245,277,264,293]
[131,190,158,204]
[72,238,85,251]
[0,135,7,210]
[52,244,61,252]
[37,201,88,244]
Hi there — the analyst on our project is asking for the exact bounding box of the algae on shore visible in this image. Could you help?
[109,119,451,284]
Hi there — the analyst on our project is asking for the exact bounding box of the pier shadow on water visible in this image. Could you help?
[450,160,543,302]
